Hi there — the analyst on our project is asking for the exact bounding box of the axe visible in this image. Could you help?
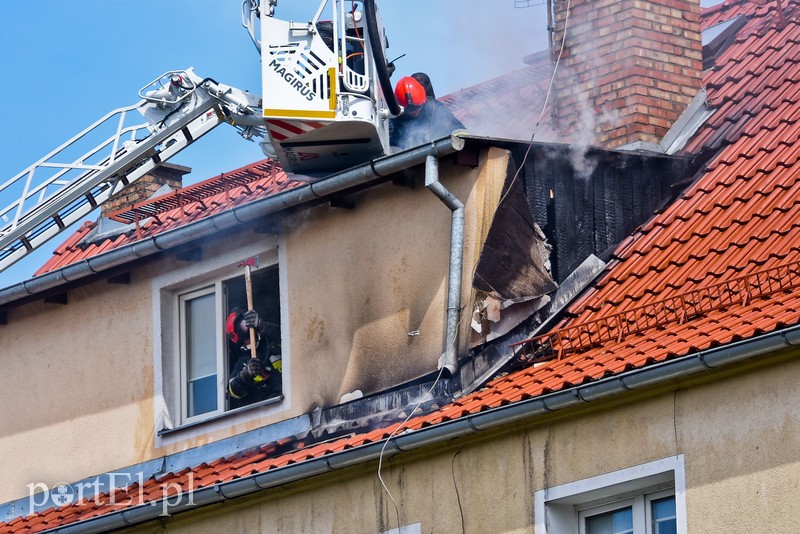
[238,256,259,360]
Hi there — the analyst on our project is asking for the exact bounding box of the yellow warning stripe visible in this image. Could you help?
[328,67,337,111]
[263,108,336,119]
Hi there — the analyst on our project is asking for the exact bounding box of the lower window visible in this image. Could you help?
[176,265,283,424]
[579,489,676,534]
[535,456,685,534]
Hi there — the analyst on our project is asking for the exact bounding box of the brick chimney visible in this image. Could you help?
[101,163,191,218]
[551,0,703,148]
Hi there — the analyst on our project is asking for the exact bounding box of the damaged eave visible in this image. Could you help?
[466,136,690,345]
[472,167,557,302]
[39,323,800,534]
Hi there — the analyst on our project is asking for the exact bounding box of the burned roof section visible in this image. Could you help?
[508,142,690,283]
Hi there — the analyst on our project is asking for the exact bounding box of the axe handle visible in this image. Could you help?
[244,264,258,360]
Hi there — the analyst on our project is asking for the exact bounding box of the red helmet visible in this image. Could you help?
[394,76,426,110]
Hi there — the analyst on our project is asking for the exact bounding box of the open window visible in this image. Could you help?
[177,266,283,423]
[160,256,285,431]
[223,266,283,411]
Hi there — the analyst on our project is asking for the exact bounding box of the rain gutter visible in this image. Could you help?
[0,136,466,309]
[424,154,465,376]
[45,323,800,533]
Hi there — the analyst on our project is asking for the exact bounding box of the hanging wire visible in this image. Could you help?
[376,301,470,530]
[373,3,575,517]
[498,0,573,209]
[452,450,466,534]
[377,364,446,529]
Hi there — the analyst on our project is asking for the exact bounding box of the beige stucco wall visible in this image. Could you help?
[123,352,800,534]
[0,278,156,503]
[284,150,510,407]
[0,148,513,503]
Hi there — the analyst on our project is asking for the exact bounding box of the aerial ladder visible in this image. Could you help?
[0,0,400,274]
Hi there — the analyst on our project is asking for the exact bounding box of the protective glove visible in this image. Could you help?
[269,354,282,373]
[245,358,264,378]
[241,310,265,334]
[235,358,263,385]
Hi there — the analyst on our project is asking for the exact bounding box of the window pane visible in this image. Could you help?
[652,496,677,534]
[185,293,217,417]
[585,506,633,534]
[189,374,217,416]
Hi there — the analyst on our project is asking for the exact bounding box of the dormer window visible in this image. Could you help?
[153,244,289,438]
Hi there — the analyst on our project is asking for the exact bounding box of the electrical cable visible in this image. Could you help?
[673,388,679,457]
[458,27,567,357]
[377,306,468,531]
[497,0,572,209]
[375,8,576,527]
[377,364,446,529]
[370,14,576,510]
[451,450,465,534]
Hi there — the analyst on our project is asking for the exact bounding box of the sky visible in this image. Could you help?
[0,0,549,288]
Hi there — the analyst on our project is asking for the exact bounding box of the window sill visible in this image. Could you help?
[158,395,284,436]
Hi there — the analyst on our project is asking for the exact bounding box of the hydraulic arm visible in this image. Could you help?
[0,69,264,273]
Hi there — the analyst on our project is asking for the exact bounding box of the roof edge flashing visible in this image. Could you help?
[659,87,715,155]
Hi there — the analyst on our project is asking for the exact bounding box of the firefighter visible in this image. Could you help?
[226,308,282,403]
[389,74,465,149]
[411,72,436,99]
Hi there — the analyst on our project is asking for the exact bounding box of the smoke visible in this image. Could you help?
[550,62,620,179]
[386,1,548,95]
[450,79,553,142]
[567,86,620,178]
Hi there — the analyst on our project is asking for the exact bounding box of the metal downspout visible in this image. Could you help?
[425,154,465,376]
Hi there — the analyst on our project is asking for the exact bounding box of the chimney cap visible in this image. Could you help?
[151,162,192,179]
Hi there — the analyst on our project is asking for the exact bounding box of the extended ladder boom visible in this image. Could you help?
[0,69,264,274]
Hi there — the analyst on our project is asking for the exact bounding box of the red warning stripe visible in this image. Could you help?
[268,120,306,135]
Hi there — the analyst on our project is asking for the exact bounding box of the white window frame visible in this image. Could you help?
[577,487,675,534]
[535,455,687,534]
[645,489,677,533]
[578,497,636,534]
[152,238,291,446]
[177,283,227,424]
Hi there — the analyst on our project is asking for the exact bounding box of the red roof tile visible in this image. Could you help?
[34,160,302,276]
[9,0,800,530]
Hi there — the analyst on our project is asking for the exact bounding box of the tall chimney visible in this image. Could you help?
[101,163,191,218]
[551,0,703,148]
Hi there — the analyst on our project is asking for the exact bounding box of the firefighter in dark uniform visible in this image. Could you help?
[226,308,282,404]
[389,74,465,149]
